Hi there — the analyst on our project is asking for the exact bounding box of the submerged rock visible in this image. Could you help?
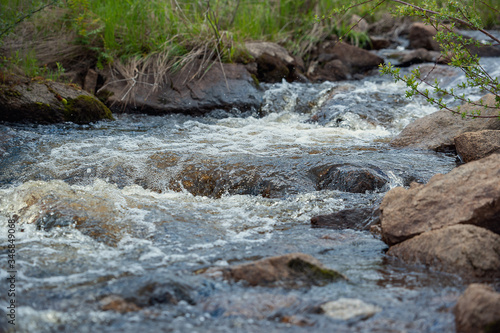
[205,253,346,288]
[100,295,141,313]
[0,73,113,124]
[6,180,128,246]
[203,293,299,319]
[387,225,500,279]
[310,164,389,194]
[311,207,378,230]
[144,152,288,198]
[380,153,500,246]
[101,60,262,115]
[455,130,500,163]
[391,94,500,151]
[320,298,381,321]
[454,284,500,333]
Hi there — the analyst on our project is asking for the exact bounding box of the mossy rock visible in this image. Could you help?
[0,72,114,124]
[64,95,114,124]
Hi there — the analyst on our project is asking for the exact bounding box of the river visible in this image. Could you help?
[1,58,499,332]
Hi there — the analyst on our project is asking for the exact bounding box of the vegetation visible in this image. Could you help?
[376,0,500,118]
[0,0,499,118]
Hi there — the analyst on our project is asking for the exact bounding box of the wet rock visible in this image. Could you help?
[145,152,286,198]
[391,94,500,151]
[245,42,306,83]
[307,41,383,82]
[102,59,262,115]
[408,22,440,51]
[454,284,500,333]
[397,48,442,67]
[320,298,382,320]
[0,73,113,124]
[9,180,127,246]
[100,295,141,313]
[387,225,500,278]
[380,153,500,246]
[206,253,346,288]
[311,207,378,230]
[203,293,299,319]
[311,164,389,193]
[455,130,500,163]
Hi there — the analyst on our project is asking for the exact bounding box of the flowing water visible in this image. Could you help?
[1,58,499,332]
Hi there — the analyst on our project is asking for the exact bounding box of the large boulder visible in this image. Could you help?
[454,284,500,333]
[307,41,383,81]
[391,94,500,151]
[387,224,500,278]
[101,60,263,115]
[205,253,346,288]
[455,130,500,163]
[0,73,113,124]
[380,153,500,246]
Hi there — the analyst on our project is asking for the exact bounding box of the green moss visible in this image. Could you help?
[63,95,114,124]
[250,74,260,89]
[287,258,346,285]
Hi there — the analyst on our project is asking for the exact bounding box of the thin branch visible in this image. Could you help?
[0,0,60,38]
[388,0,500,45]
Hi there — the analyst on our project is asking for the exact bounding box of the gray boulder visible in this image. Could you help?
[101,60,262,115]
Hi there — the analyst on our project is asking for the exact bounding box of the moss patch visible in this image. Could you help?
[63,95,114,124]
[287,258,346,285]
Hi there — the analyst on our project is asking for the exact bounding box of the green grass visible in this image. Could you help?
[0,0,498,79]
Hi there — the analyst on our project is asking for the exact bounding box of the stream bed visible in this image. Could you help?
[1,59,499,332]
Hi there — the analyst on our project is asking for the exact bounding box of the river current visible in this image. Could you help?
[1,59,499,332]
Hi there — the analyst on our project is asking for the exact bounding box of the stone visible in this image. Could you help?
[454,284,500,333]
[206,253,346,288]
[390,94,500,151]
[308,41,383,82]
[455,130,500,163]
[367,36,392,50]
[311,164,389,193]
[387,225,500,278]
[349,15,369,33]
[101,59,262,115]
[0,73,113,124]
[245,41,307,83]
[9,180,126,247]
[398,48,441,67]
[380,153,500,246]
[320,298,382,320]
[203,293,299,319]
[408,22,440,51]
[311,207,378,230]
[144,152,287,198]
[100,295,141,313]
